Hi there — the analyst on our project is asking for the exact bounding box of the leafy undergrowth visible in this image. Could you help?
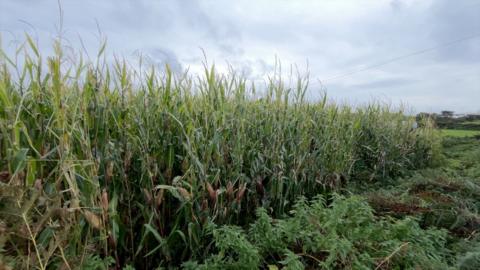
[183,195,450,270]
[365,136,480,269]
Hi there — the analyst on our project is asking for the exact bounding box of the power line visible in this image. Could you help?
[321,32,480,82]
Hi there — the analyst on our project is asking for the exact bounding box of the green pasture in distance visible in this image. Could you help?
[441,129,480,138]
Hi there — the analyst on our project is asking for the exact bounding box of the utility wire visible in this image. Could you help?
[321,32,480,82]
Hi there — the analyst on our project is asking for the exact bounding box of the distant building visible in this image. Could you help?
[441,111,454,117]
[466,114,480,121]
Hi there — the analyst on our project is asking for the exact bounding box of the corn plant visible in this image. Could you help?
[0,36,441,269]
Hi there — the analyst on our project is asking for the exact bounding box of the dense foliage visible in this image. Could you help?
[184,195,450,269]
[1,38,444,269]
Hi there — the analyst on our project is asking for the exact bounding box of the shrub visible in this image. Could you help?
[185,195,451,269]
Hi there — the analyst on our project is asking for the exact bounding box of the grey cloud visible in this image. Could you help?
[390,0,404,11]
[226,58,274,80]
[169,1,243,57]
[428,0,480,63]
[142,48,183,74]
[1,0,479,113]
[350,78,419,90]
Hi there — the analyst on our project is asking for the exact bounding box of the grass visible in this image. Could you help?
[462,119,480,125]
[365,135,480,269]
[441,129,480,138]
[0,36,446,269]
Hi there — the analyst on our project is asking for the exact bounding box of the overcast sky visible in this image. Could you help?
[1,0,479,113]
